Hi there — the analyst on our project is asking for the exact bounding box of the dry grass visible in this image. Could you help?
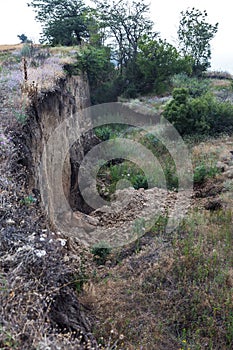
[0,45,76,103]
[0,44,23,52]
[210,79,232,88]
[0,44,43,52]
[50,46,80,55]
[191,135,233,166]
[82,208,233,349]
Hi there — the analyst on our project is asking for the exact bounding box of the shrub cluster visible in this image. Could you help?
[163,87,233,136]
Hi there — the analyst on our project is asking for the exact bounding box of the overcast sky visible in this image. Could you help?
[0,0,232,73]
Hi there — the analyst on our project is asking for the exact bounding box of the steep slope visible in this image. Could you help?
[0,48,98,349]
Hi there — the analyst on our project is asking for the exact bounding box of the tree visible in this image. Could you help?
[17,34,31,43]
[178,7,218,76]
[137,36,193,94]
[93,0,156,73]
[28,0,90,45]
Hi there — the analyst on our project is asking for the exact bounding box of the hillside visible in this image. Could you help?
[1,45,233,350]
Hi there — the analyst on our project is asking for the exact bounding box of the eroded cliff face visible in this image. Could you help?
[1,63,99,347]
[16,73,94,230]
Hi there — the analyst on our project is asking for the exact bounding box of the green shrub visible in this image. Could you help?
[20,44,34,58]
[163,88,233,136]
[91,242,112,265]
[91,75,129,104]
[122,83,138,99]
[73,260,89,293]
[132,173,148,190]
[209,99,233,134]
[194,163,220,184]
[75,45,115,104]
[20,195,36,206]
[162,88,191,135]
[94,126,112,141]
[94,123,130,141]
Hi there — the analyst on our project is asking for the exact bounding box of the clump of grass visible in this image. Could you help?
[194,162,220,184]
[191,139,224,184]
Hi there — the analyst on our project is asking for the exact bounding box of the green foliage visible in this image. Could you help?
[94,0,155,71]
[75,45,115,103]
[163,87,233,136]
[172,73,210,97]
[13,107,28,124]
[20,44,34,58]
[97,160,152,200]
[91,242,112,265]
[132,173,148,190]
[163,88,191,135]
[211,99,233,134]
[164,162,179,190]
[178,7,218,76]
[98,156,178,199]
[94,123,129,140]
[88,12,105,47]
[121,81,139,99]
[106,161,149,192]
[89,77,125,104]
[95,123,180,199]
[95,126,112,141]
[89,0,158,99]
[194,163,220,184]
[137,37,193,94]
[20,195,37,206]
[28,0,90,45]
